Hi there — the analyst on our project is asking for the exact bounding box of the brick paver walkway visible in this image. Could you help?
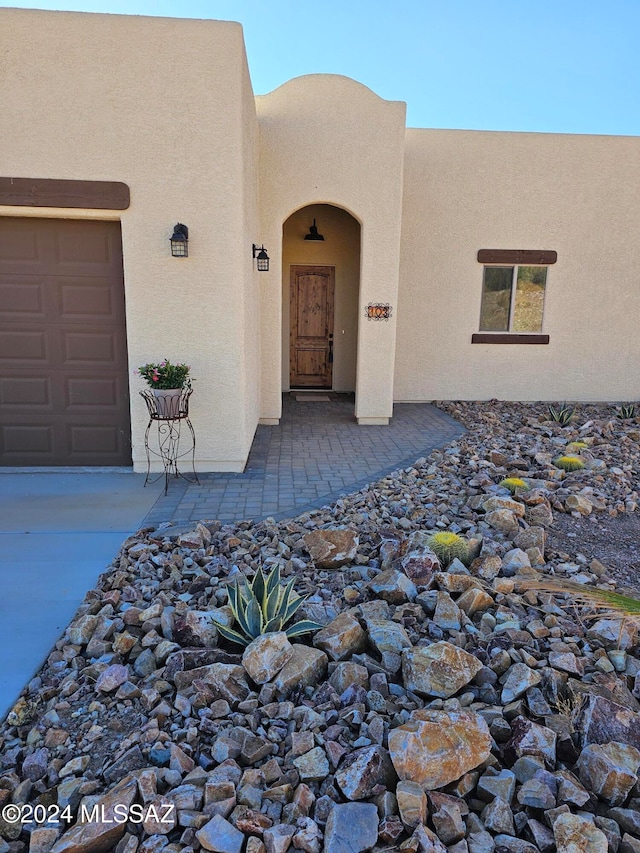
[143,394,463,527]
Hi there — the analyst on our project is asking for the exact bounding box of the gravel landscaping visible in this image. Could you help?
[1,401,639,853]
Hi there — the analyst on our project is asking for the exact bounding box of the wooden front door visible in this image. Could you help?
[290,265,335,388]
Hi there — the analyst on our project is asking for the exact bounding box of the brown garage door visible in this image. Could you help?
[0,217,132,466]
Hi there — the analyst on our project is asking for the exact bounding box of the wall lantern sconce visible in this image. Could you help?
[304,219,324,241]
[252,243,270,272]
[170,223,189,257]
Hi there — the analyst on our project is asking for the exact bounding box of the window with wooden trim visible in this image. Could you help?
[479,265,547,333]
[473,250,556,344]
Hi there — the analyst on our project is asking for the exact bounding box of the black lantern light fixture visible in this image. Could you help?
[304,218,324,241]
[252,243,270,272]
[170,223,189,257]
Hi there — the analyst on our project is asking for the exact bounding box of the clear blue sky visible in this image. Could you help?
[3,0,640,135]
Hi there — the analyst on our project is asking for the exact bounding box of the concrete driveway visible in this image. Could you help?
[0,472,164,720]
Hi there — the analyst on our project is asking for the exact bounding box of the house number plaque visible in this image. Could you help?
[365,303,392,321]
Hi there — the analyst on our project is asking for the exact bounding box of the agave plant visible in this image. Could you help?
[548,403,575,426]
[615,403,637,420]
[426,531,470,567]
[554,455,585,472]
[212,565,323,648]
[499,477,530,495]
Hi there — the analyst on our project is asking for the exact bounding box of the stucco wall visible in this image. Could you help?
[257,76,406,424]
[282,204,361,393]
[239,42,261,451]
[396,128,640,401]
[0,8,259,470]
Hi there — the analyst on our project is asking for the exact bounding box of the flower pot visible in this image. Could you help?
[153,387,183,418]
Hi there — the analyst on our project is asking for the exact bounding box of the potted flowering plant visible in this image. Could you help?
[138,359,192,417]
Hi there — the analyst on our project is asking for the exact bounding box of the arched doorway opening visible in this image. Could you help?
[282,204,361,394]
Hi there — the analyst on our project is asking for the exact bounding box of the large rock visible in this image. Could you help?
[433,592,461,630]
[198,663,251,705]
[396,780,427,829]
[482,797,515,835]
[575,742,640,806]
[402,641,482,698]
[388,709,492,790]
[366,569,417,604]
[142,796,177,835]
[334,746,396,800]
[501,663,542,703]
[554,813,608,853]
[588,619,638,650]
[313,613,366,661]
[196,814,244,853]
[565,494,593,515]
[506,717,557,767]
[174,610,227,648]
[477,768,516,803]
[272,644,328,694]
[29,828,60,853]
[51,776,137,853]
[525,502,554,528]
[67,615,98,646]
[303,528,359,568]
[431,795,466,843]
[482,496,526,517]
[95,664,129,693]
[574,694,640,749]
[165,648,241,684]
[263,825,296,853]
[366,619,412,657]
[608,808,640,837]
[413,825,450,853]
[242,632,293,684]
[323,802,379,853]
[485,509,520,536]
[501,549,531,574]
[293,746,330,783]
[329,661,369,694]
[514,527,546,552]
[22,747,49,781]
[103,746,146,784]
[457,586,494,616]
[400,532,441,588]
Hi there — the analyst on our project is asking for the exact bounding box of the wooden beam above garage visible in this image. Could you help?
[0,177,130,210]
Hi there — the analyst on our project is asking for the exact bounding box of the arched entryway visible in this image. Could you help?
[282,204,361,394]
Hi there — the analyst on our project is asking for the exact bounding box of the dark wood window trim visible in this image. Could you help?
[0,177,130,210]
[478,249,557,265]
[472,333,550,345]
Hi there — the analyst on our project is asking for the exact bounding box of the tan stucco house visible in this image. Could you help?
[1,8,639,472]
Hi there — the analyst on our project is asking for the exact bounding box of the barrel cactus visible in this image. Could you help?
[426,531,470,567]
[554,455,585,472]
[499,477,529,495]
